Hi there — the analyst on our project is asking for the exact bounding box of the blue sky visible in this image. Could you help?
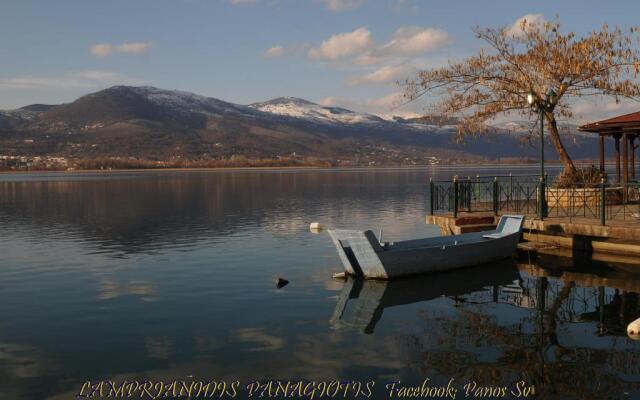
[1,0,640,120]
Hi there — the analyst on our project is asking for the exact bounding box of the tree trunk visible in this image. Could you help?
[545,111,576,173]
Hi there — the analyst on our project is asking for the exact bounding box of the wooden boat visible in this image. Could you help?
[328,214,524,279]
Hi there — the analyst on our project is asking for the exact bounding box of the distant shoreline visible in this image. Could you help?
[0,162,607,175]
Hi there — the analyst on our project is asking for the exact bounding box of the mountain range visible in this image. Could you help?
[0,86,600,167]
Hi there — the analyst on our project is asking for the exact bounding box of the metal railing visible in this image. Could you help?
[429,174,640,225]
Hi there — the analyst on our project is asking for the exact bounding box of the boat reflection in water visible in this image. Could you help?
[331,252,640,339]
[330,260,521,334]
[328,253,640,398]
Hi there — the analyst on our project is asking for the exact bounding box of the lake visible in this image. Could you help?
[0,166,638,399]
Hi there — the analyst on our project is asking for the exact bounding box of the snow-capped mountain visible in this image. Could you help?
[249,97,386,125]
[0,85,601,163]
[120,86,258,117]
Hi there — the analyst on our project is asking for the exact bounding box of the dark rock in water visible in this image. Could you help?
[275,277,289,289]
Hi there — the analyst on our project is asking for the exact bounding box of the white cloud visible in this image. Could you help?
[264,45,285,58]
[320,91,407,114]
[316,0,366,11]
[307,26,451,66]
[377,27,450,57]
[507,13,546,37]
[573,100,640,124]
[490,99,640,125]
[355,27,451,65]
[308,27,373,61]
[90,41,153,57]
[348,64,413,85]
[263,44,310,58]
[89,44,113,57]
[319,97,337,106]
[368,91,405,109]
[117,42,153,54]
[0,71,145,90]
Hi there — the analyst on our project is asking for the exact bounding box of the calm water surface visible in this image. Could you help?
[0,166,638,399]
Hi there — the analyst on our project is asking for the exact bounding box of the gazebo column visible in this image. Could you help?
[623,133,629,185]
[631,136,636,180]
[599,134,605,173]
[615,135,621,184]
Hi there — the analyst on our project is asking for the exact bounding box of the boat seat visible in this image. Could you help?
[501,217,523,234]
[483,215,525,239]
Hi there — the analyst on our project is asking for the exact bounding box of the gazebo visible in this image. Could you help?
[578,111,640,184]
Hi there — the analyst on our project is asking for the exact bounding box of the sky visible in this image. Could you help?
[1,0,640,121]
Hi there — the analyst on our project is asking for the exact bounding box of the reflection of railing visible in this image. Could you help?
[429,174,640,225]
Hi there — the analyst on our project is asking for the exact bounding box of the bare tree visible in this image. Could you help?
[404,18,640,172]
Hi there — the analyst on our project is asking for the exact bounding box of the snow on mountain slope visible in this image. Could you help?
[490,119,584,137]
[0,86,582,137]
[117,86,259,118]
[0,109,39,122]
[249,97,385,125]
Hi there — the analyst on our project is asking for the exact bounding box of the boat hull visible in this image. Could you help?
[328,215,524,279]
[377,232,521,278]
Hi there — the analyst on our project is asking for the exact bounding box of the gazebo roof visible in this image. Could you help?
[578,110,640,134]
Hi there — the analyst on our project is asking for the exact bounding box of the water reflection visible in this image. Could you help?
[0,170,440,256]
[0,167,566,256]
[329,254,640,398]
[519,253,640,338]
[0,168,638,399]
[96,278,159,301]
[331,261,520,334]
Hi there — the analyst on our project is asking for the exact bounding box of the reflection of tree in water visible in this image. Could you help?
[404,272,640,399]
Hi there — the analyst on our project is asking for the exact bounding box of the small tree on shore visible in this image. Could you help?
[404,18,640,172]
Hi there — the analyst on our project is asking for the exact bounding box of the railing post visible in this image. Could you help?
[453,176,459,219]
[429,178,434,216]
[544,173,549,218]
[624,181,628,220]
[467,176,472,212]
[600,178,606,226]
[476,174,480,202]
[538,176,545,221]
[638,180,640,219]
[508,173,513,209]
[493,177,498,216]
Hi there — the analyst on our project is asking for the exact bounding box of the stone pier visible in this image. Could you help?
[427,212,640,261]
